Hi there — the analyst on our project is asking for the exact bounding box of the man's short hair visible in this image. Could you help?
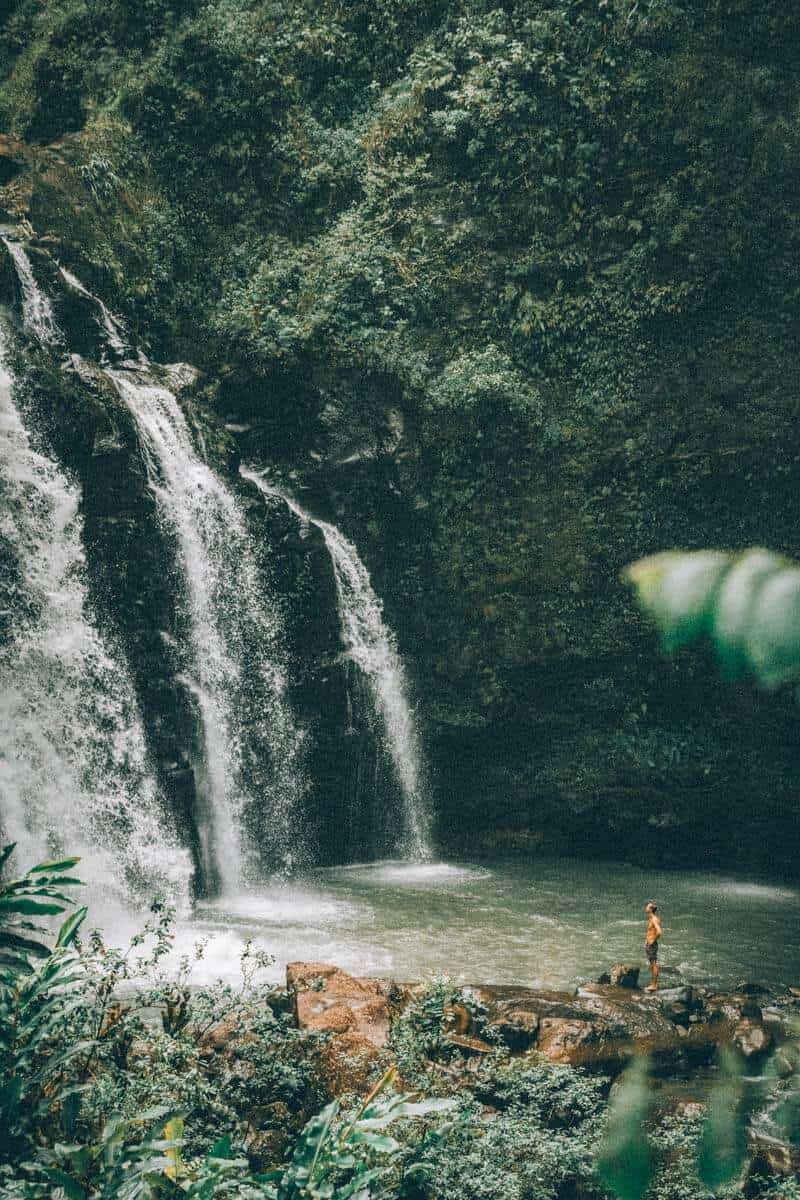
[646,900,658,912]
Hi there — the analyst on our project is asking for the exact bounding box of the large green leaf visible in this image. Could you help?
[595,1055,653,1200]
[697,1047,747,1188]
[623,548,800,687]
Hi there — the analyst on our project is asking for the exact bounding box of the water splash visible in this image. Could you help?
[0,325,191,907]
[242,469,432,861]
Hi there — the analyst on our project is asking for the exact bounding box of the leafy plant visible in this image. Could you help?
[595,1056,653,1200]
[0,844,85,977]
[262,1067,454,1200]
[0,845,89,1161]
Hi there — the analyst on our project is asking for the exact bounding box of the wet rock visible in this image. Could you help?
[732,1018,772,1060]
[658,986,695,1027]
[287,962,393,1048]
[748,1129,800,1179]
[609,964,640,989]
[314,1031,383,1097]
[537,1017,600,1063]
[703,992,763,1023]
[444,1003,473,1036]
[487,1006,540,1051]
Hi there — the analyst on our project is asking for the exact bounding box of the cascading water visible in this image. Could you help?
[241,470,432,862]
[2,238,307,895]
[0,320,191,904]
[2,238,60,345]
[106,366,307,891]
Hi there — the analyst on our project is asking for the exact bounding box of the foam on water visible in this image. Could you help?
[336,860,490,887]
[142,859,800,991]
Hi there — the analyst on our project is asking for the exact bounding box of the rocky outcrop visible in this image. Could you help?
[288,964,798,1095]
[287,962,394,1049]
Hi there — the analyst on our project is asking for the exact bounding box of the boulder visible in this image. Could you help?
[703,992,762,1024]
[486,1006,540,1051]
[314,1031,383,1097]
[609,964,640,989]
[537,1017,600,1064]
[732,1018,772,1060]
[658,986,695,1027]
[287,962,393,1048]
[448,1033,493,1056]
[444,1002,473,1036]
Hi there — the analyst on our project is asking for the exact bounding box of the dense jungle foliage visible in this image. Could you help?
[2,0,800,865]
[1,848,798,1200]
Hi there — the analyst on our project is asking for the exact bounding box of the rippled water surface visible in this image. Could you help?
[158,858,800,991]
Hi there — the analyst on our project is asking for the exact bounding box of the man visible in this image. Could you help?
[644,900,662,991]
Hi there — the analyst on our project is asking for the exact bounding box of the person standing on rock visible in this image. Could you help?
[644,900,662,991]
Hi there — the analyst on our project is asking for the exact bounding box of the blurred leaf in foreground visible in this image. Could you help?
[596,1055,653,1200]
[697,1047,746,1189]
[623,548,800,688]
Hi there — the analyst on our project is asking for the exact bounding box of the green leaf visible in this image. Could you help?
[0,897,69,915]
[27,857,81,874]
[56,906,88,948]
[623,548,800,687]
[595,1055,653,1200]
[697,1047,747,1188]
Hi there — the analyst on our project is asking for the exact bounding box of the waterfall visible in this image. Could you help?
[0,324,191,904]
[106,366,307,890]
[3,238,60,345]
[241,470,432,862]
[2,239,307,894]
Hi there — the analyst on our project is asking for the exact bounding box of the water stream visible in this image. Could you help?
[173,857,800,991]
[242,470,432,861]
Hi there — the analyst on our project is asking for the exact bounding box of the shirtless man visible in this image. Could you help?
[644,901,662,991]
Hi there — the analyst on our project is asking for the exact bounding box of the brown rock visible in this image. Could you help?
[287,962,393,1048]
[537,1017,599,1063]
[704,993,762,1023]
[487,1007,540,1051]
[444,1003,472,1036]
[610,964,641,989]
[304,1002,357,1035]
[314,1031,383,1097]
[749,1130,800,1177]
[732,1018,772,1060]
[447,1033,493,1056]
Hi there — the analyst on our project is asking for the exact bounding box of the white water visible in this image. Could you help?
[172,858,800,992]
[242,470,432,861]
[58,263,128,356]
[2,240,307,895]
[106,369,306,890]
[0,324,191,906]
[3,238,59,344]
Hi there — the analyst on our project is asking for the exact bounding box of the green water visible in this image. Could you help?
[181,858,800,991]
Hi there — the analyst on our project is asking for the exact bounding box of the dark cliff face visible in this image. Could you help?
[2,1,800,875]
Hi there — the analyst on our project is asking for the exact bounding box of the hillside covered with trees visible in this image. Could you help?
[2,0,800,867]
